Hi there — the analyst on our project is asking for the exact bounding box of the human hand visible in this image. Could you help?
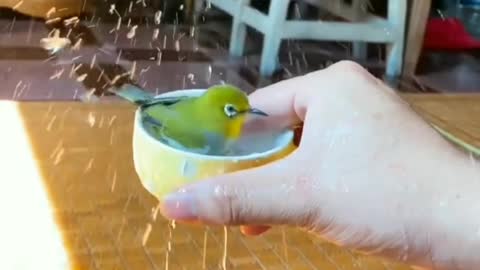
[159,61,480,270]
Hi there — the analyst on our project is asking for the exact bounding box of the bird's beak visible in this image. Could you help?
[247,108,268,117]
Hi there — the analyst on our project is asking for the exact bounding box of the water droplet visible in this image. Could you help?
[142,223,152,246]
[46,7,56,18]
[154,10,162,25]
[127,25,138,39]
[181,159,197,179]
[76,73,87,82]
[214,185,228,197]
[144,179,155,194]
[152,28,160,40]
[87,112,95,127]
[175,40,180,51]
[109,4,116,14]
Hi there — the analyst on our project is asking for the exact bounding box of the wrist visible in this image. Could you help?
[412,148,480,270]
[432,154,480,270]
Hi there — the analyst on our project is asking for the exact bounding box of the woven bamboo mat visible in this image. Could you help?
[4,95,479,269]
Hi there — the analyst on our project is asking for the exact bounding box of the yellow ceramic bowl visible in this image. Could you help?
[132,89,297,201]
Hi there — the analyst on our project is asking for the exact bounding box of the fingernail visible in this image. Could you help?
[161,190,198,221]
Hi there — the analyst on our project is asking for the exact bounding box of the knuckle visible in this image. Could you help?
[329,60,376,82]
[330,60,366,73]
[214,185,247,225]
[303,60,376,88]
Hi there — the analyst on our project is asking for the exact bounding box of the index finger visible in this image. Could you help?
[244,74,318,134]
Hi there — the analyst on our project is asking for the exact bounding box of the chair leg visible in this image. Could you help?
[260,34,282,76]
[385,0,407,78]
[352,0,368,60]
[403,0,432,76]
[259,0,290,76]
[229,0,251,57]
[353,42,368,60]
[192,0,205,24]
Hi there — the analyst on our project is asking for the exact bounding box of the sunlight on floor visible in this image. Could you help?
[0,101,69,269]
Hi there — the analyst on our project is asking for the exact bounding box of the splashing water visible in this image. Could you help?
[282,227,289,262]
[229,128,289,156]
[153,28,160,40]
[127,25,138,39]
[165,220,175,270]
[155,10,163,25]
[143,114,290,157]
[222,226,228,270]
[202,227,209,269]
[142,222,152,246]
[40,29,71,54]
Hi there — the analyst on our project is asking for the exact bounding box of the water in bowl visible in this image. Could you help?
[142,115,290,157]
[227,128,288,157]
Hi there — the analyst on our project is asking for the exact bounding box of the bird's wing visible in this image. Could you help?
[141,112,163,127]
[139,95,192,108]
[109,83,193,107]
[142,111,216,155]
[140,102,181,129]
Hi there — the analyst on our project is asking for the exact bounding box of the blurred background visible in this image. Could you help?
[0,0,478,102]
[0,2,478,270]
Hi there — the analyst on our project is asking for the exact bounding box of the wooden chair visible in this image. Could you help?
[207,0,408,77]
[403,0,432,76]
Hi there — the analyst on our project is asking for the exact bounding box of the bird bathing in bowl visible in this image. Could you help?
[116,83,294,158]
[115,84,295,199]
[140,84,270,156]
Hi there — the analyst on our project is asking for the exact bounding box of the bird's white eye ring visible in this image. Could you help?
[224,103,237,118]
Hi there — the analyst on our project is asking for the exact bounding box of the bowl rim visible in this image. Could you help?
[134,88,295,161]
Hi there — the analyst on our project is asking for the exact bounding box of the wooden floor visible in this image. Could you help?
[0,93,478,270]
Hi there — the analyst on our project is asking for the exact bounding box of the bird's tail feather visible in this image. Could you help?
[109,84,155,105]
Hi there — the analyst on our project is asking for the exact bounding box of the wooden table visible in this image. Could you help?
[1,94,478,270]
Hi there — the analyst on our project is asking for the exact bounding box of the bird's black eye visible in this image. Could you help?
[224,103,237,118]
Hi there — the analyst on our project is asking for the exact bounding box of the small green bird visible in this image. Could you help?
[113,84,268,155]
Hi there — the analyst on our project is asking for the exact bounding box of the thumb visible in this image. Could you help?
[159,155,316,227]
